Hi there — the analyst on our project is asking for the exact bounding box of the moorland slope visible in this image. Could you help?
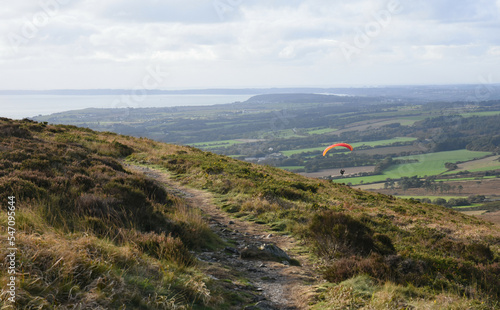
[1,118,499,309]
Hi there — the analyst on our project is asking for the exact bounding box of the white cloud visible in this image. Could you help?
[488,46,500,56]
[0,0,499,89]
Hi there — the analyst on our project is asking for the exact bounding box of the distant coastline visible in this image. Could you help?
[2,84,500,120]
[0,94,254,120]
[1,84,499,99]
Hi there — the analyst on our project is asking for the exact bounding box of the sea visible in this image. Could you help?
[0,94,254,120]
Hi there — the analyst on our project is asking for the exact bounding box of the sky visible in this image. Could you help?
[1,0,499,90]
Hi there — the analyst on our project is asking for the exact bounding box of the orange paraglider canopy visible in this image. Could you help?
[322,143,353,156]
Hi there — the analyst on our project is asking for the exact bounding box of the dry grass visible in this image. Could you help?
[1,118,500,308]
[0,119,227,308]
[313,277,497,310]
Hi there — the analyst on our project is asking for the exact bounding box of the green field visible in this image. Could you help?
[270,128,307,138]
[281,146,329,156]
[281,137,417,157]
[443,155,500,174]
[190,139,243,149]
[307,127,338,135]
[395,116,431,125]
[460,111,500,118]
[396,195,465,200]
[452,204,484,209]
[456,165,500,173]
[334,149,492,185]
[437,175,498,181]
[280,166,305,171]
[351,137,417,148]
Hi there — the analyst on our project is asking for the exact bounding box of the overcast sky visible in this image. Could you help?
[1,0,499,90]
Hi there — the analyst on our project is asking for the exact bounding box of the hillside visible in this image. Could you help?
[1,118,500,309]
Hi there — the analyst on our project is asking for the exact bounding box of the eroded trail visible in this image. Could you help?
[127,164,320,309]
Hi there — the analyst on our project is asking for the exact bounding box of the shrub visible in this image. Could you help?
[323,254,389,283]
[0,123,32,139]
[309,211,378,258]
[464,243,494,263]
[290,181,318,193]
[75,193,116,219]
[373,233,396,255]
[0,176,46,200]
[0,159,13,174]
[71,173,95,191]
[1,149,30,162]
[262,185,304,201]
[15,170,52,188]
[169,204,222,251]
[132,232,194,267]
[433,198,447,206]
[112,140,134,157]
[127,176,170,205]
[20,158,50,171]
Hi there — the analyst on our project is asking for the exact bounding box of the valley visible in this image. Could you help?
[33,89,500,223]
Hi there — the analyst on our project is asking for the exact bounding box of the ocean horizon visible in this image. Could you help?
[0,94,254,120]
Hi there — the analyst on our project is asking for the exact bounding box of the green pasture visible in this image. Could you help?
[437,175,498,181]
[365,110,423,118]
[281,137,417,157]
[396,195,465,200]
[281,146,327,156]
[362,110,429,124]
[190,139,243,149]
[452,204,484,209]
[392,119,420,126]
[280,166,305,171]
[455,165,500,173]
[270,128,307,138]
[333,149,492,185]
[351,137,417,148]
[307,128,338,135]
[443,155,500,174]
[460,111,500,118]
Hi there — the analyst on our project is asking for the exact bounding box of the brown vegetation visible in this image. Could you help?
[1,118,500,309]
[0,119,220,308]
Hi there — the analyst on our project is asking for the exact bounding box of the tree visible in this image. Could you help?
[433,198,447,206]
[445,162,458,170]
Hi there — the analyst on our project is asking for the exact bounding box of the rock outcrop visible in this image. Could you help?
[240,243,298,265]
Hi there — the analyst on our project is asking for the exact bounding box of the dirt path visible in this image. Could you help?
[126,164,320,309]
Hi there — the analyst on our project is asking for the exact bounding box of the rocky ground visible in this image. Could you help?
[127,164,322,310]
